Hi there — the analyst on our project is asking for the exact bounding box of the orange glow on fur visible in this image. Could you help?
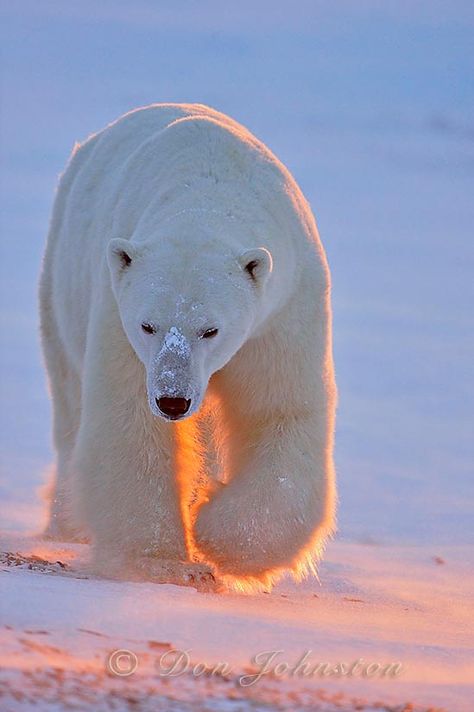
[174,416,203,561]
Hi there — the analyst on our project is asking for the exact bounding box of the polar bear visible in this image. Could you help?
[40,103,336,590]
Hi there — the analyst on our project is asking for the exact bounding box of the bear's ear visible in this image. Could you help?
[238,247,273,287]
[107,239,139,296]
[107,238,137,280]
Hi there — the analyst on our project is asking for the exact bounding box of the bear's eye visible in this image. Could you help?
[141,322,156,335]
[200,327,219,339]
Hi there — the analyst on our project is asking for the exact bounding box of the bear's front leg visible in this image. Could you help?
[71,300,190,581]
[74,390,220,590]
[194,413,336,584]
[73,398,189,577]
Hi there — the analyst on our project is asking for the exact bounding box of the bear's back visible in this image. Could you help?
[51,104,266,253]
[54,104,222,237]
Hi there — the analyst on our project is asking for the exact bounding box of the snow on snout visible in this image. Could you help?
[158,326,190,359]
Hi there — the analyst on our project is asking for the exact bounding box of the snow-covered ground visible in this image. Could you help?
[1,533,473,711]
[1,2,473,710]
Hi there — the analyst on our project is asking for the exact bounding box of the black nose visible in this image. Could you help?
[156,396,191,419]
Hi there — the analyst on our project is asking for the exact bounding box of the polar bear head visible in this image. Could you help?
[107,235,273,421]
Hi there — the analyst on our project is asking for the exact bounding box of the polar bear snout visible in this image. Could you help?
[156,396,191,420]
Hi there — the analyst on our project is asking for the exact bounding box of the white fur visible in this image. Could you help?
[40,103,337,589]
